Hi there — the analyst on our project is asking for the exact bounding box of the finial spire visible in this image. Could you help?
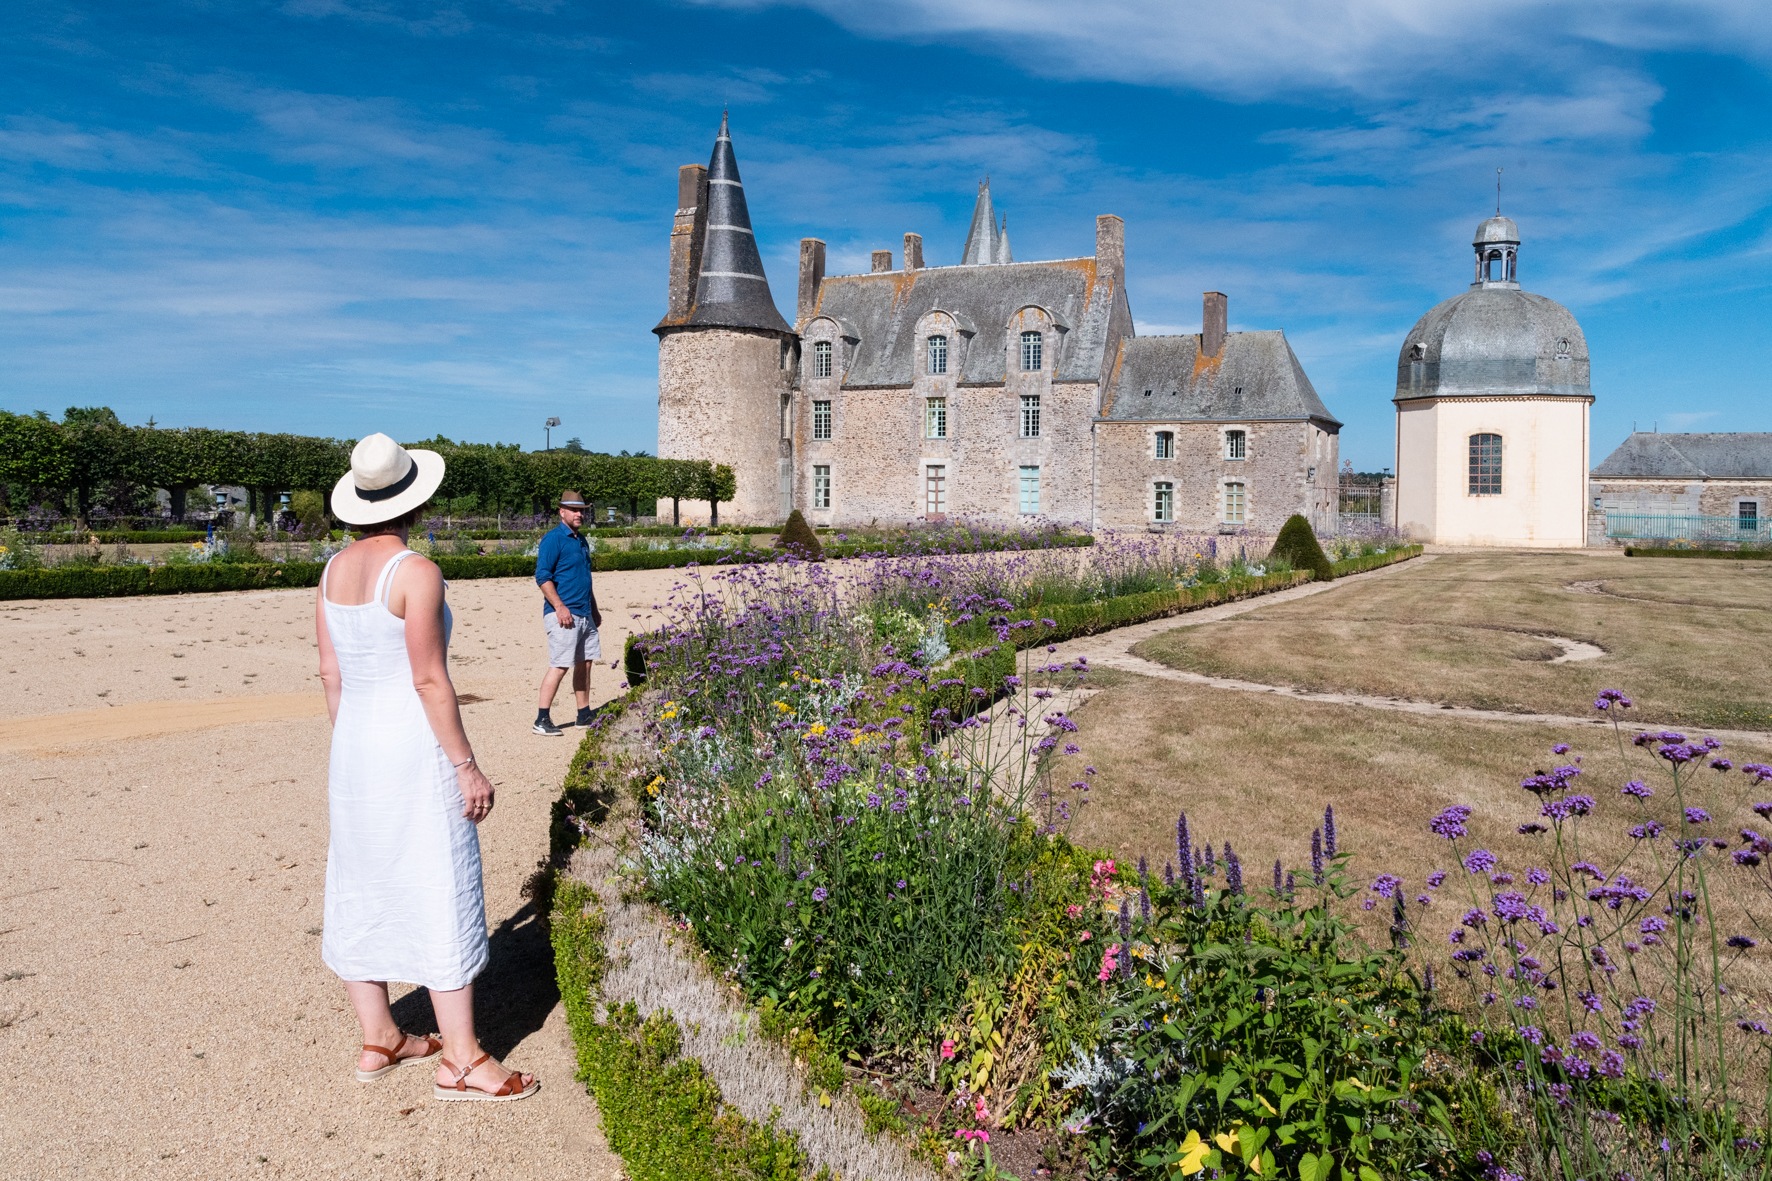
[1496,166,1502,215]
[678,112,792,334]
[961,179,1011,265]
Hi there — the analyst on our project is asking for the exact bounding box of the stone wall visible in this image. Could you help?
[657,326,793,524]
[1591,477,1772,518]
[794,306,1097,526]
[1093,419,1335,531]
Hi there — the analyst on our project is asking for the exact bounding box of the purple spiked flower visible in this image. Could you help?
[1163,860,1176,888]
[1324,806,1338,858]
[1311,828,1324,885]
[1224,844,1243,896]
[1273,859,1283,894]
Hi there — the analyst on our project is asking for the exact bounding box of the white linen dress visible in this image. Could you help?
[320,549,489,991]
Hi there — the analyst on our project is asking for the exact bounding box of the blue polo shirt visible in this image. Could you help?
[535,522,593,617]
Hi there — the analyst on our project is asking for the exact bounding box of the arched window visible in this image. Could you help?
[927,335,948,375]
[1020,330,1043,371]
[1469,433,1502,495]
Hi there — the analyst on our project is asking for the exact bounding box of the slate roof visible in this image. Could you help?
[1101,331,1340,426]
[677,113,794,336]
[1592,433,1772,479]
[807,256,1128,387]
[1395,286,1589,401]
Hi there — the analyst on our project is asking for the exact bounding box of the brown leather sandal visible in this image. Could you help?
[354,1032,444,1082]
[433,1052,540,1102]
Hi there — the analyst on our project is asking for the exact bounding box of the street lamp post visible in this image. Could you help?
[545,416,561,452]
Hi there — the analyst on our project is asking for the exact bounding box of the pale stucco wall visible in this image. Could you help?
[1395,397,1590,547]
[657,327,793,524]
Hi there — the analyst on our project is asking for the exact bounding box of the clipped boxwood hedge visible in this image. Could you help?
[1624,546,1772,560]
[1329,544,1423,577]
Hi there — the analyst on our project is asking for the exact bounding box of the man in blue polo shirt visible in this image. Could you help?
[533,489,602,736]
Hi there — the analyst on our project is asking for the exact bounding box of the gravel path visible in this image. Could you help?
[0,568,692,1180]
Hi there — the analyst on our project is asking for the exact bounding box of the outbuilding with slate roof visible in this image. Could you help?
[1591,432,1772,542]
[654,115,1340,531]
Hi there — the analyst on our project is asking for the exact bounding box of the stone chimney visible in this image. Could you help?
[665,163,709,321]
[1202,291,1228,358]
[797,238,826,327]
[1094,215,1124,281]
[871,249,893,274]
[903,233,924,271]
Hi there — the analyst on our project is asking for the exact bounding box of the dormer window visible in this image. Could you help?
[1410,342,1426,361]
[812,340,833,379]
[1554,337,1572,361]
[1020,331,1043,372]
[928,335,948,375]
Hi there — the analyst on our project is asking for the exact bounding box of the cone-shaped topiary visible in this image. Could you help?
[1268,513,1334,581]
[773,509,824,561]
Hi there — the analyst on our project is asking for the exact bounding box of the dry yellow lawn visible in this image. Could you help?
[1133,552,1772,731]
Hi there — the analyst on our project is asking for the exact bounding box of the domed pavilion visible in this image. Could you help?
[1392,215,1594,547]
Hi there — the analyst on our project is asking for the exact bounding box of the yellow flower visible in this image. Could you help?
[806,722,827,738]
[659,709,678,721]
[773,701,791,714]
[645,775,664,797]
[1175,1131,1210,1176]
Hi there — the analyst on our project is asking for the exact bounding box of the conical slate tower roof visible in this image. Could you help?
[960,180,1012,265]
[687,113,793,334]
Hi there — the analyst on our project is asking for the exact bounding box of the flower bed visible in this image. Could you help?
[1624,545,1772,560]
[542,541,1467,1178]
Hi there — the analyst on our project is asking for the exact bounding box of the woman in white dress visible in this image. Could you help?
[317,434,538,1102]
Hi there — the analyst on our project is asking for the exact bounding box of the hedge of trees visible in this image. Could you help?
[0,408,736,526]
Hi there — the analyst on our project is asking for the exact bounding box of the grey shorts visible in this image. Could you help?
[545,612,602,669]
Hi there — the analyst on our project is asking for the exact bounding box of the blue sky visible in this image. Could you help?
[2,1,1770,468]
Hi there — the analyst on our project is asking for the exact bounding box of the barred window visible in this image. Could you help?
[812,399,831,440]
[1018,466,1040,515]
[1154,430,1174,459]
[1223,480,1246,525]
[925,397,947,439]
[1020,331,1043,372]
[812,465,831,510]
[812,340,832,379]
[1153,482,1174,523]
[928,335,948,375]
[1020,394,1041,438]
[1739,501,1760,531]
[1224,429,1246,460]
[1469,433,1502,495]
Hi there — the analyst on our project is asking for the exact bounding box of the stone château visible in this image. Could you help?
[656,115,1341,531]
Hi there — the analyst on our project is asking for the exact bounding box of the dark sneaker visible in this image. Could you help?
[575,710,595,729]
[532,717,563,737]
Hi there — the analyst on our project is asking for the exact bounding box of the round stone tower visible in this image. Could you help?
[655,113,797,524]
[1392,214,1593,547]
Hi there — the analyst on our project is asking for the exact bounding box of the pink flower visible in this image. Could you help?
[939,1038,956,1060]
[1078,930,1092,943]
[1064,904,1082,919]
[974,1096,990,1122]
[955,1129,991,1144]
[1098,943,1122,982]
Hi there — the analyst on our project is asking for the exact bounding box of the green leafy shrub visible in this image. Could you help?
[774,510,824,561]
[1267,514,1334,581]
[1057,819,1456,1180]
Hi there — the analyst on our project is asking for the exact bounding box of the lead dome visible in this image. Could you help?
[1395,217,1589,402]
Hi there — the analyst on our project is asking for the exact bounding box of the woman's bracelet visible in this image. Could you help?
[453,755,477,769]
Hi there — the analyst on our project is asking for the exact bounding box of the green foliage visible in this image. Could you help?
[550,878,810,1181]
[1329,544,1423,577]
[1069,863,1456,1179]
[1268,514,1335,581]
[855,1090,910,1138]
[1624,545,1772,560]
[774,510,824,560]
[623,633,649,687]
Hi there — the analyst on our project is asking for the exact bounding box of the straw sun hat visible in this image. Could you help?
[329,433,446,526]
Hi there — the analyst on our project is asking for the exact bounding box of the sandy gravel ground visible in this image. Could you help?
[0,567,693,1180]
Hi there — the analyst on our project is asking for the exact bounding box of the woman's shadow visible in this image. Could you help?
[390,894,556,1058]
